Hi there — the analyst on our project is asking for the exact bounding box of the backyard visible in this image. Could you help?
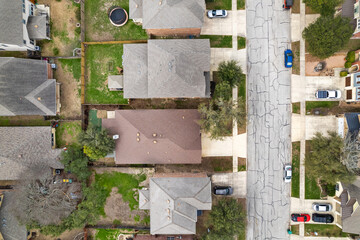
[291,142,300,198]
[55,121,82,148]
[37,0,81,56]
[85,44,128,104]
[0,116,50,126]
[84,0,148,42]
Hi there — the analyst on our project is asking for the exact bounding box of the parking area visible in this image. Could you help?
[201,10,246,36]
[211,172,246,198]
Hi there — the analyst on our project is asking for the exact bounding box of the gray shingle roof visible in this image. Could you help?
[139,176,211,235]
[0,58,57,116]
[123,39,210,98]
[0,127,63,181]
[341,177,360,234]
[0,0,24,46]
[27,15,47,40]
[129,0,205,29]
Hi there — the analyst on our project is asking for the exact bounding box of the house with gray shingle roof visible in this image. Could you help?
[0,127,63,181]
[333,177,360,234]
[0,0,50,51]
[0,57,59,116]
[129,0,205,36]
[123,39,210,99]
[139,174,212,235]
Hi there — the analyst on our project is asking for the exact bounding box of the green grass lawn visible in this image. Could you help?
[85,0,148,41]
[305,172,321,199]
[238,76,246,99]
[95,171,146,210]
[292,142,300,198]
[306,101,339,114]
[237,0,245,9]
[305,224,347,237]
[205,0,232,10]
[89,109,102,129]
[291,225,299,235]
[55,121,82,147]
[238,37,246,49]
[292,102,300,114]
[85,44,128,104]
[200,35,232,48]
[58,58,81,81]
[292,41,300,75]
[0,116,50,126]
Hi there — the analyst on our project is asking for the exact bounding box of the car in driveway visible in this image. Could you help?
[291,214,310,222]
[312,203,332,212]
[284,49,293,68]
[207,10,228,18]
[315,90,341,99]
[283,0,293,9]
[213,186,233,195]
[312,213,334,223]
[283,164,292,183]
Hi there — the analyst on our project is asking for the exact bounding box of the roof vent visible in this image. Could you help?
[167,199,170,204]
[153,133,157,137]
[167,208,170,214]
[159,1,162,5]
[153,140,157,144]
[18,154,22,158]
[37,97,41,101]
[135,4,138,7]
[167,216,171,220]
[137,132,140,136]
[34,25,38,28]
[182,116,185,119]
[137,137,140,142]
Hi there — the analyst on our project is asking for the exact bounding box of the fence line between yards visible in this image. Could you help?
[80,0,85,43]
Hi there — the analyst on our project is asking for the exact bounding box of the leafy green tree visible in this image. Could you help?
[198,98,246,140]
[303,16,353,59]
[213,81,233,100]
[60,146,92,182]
[305,131,355,185]
[203,198,246,240]
[217,60,245,88]
[78,125,115,160]
[303,0,344,16]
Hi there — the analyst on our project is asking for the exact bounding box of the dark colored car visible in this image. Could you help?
[213,186,233,195]
[283,0,293,9]
[291,214,310,222]
[312,213,334,223]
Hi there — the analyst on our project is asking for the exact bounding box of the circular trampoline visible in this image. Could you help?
[108,7,128,27]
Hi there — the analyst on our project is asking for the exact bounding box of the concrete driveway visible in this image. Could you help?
[292,75,344,102]
[291,14,320,42]
[211,172,247,198]
[211,48,246,72]
[201,10,246,36]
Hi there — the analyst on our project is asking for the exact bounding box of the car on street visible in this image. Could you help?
[283,0,293,9]
[312,213,334,223]
[207,10,228,18]
[315,90,341,99]
[312,203,332,212]
[283,164,292,183]
[213,186,233,195]
[284,49,293,68]
[291,214,310,222]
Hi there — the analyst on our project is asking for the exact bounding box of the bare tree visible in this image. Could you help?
[343,133,360,175]
[10,164,81,226]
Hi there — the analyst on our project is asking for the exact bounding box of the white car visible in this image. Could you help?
[283,164,292,183]
[207,10,228,18]
[315,90,342,99]
[312,203,332,212]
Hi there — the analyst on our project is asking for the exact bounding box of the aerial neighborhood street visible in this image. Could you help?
[1,0,360,239]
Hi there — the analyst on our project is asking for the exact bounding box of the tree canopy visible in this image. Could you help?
[78,125,115,160]
[217,60,246,88]
[302,16,353,59]
[305,131,355,184]
[203,198,246,240]
[198,98,246,140]
[303,0,344,16]
[60,146,92,182]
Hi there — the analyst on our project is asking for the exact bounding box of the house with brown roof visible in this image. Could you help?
[102,109,202,164]
[129,0,206,36]
[332,177,360,234]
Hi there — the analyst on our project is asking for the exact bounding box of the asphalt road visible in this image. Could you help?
[246,0,292,239]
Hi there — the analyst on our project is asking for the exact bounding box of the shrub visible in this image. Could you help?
[52,47,59,56]
[340,71,348,77]
[346,51,356,63]
[345,61,352,68]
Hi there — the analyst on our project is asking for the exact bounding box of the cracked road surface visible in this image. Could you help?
[246,0,292,239]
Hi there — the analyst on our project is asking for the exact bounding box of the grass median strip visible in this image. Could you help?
[291,142,300,198]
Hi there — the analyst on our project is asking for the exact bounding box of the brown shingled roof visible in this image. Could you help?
[102,110,202,164]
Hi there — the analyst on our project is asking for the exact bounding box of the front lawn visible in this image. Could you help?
[55,121,82,148]
[305,140,321,199]
[306,101,339,114]
[292,102,300,114]
[305,224,347,237]
[200,35,232,48]
[85,44,128,104]
[291,142,300,198]
[85,0,148,41]
[237,0,245,9]
[205,0,232,10]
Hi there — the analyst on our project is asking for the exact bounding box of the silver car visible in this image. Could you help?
[283,164,292,183]
[207,10,228,18]
[312,203,332,212]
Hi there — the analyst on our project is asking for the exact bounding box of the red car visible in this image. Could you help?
[291,214,310,222]
[283,0,293,9]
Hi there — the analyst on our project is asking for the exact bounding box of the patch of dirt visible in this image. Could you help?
[305,53,346,76]
[37,0,80,56]
[55,60,81,119]
[34,228,84,240]
[98,187,149,226]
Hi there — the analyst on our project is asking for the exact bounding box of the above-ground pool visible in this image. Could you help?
[109,7,128,27]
